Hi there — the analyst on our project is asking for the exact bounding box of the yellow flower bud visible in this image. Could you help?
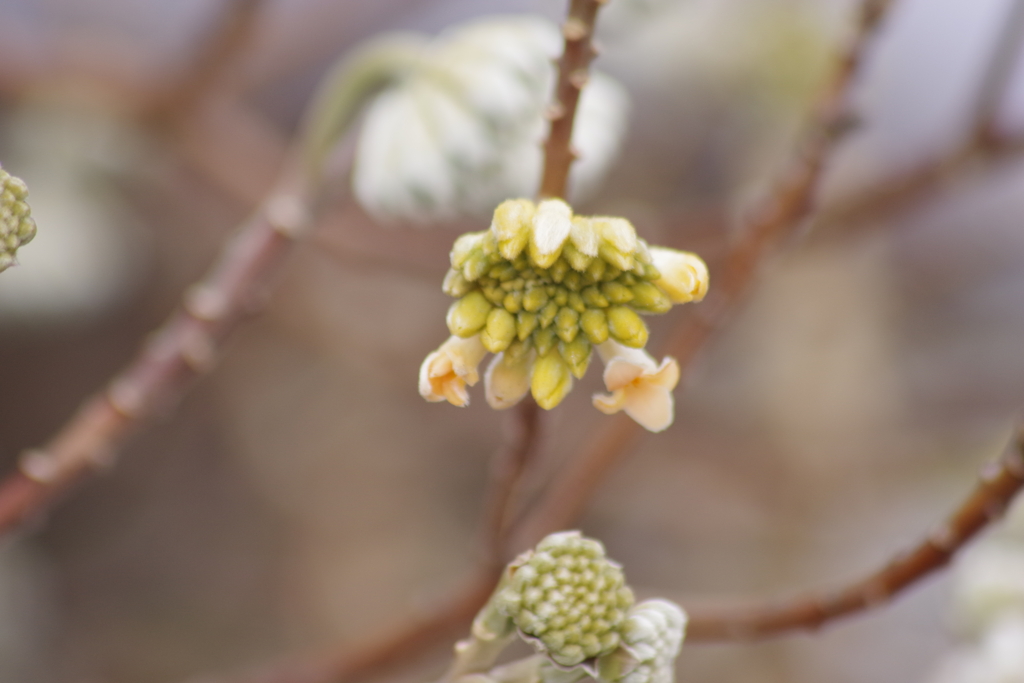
[555,306,580,343]
[539,300,559,329]
[481,308,517,352]
[531,349,573,410]
[581,308,610,344]
[442,268,473,297]
[559,337,592,379]
[533,326,558,356]
[601,281,634,304]
[630,282,672,314]
[447,290,493,337]
[522,286,549,312]
[606,306,648,348]
[516,311,539,341]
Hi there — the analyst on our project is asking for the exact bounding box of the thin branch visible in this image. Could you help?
[685,433,1024,640]
[509,0,896,554]
[538,0,605,199]
[0,163,317,538]
[480,401,543,563]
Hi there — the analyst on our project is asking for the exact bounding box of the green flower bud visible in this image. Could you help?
[530,350,573,409]
[567,292,587,314]
[559,337,592,379]
[539,301,560,329]
[533,326,558,356]
[0,165,36,272]
[630,283,672,314]
[606,307,648,348]
[601,281,634,304]
[448,290,493,337]
[443,268,474,297]
[581,286,609,308]
[581,309,610,344]
[482,308,517,352]
[555,307,580,343]
[497,531,635,667]
[503,290,524,314]
[517,311,539,341]
[523,286,549,312]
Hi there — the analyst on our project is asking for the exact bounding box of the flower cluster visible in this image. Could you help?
[0,164,37,273]
[419,199,708,431]
[353,16,629,222]
[497,531,635,667]
[597,600,687,683]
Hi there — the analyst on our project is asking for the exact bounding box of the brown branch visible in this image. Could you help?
[538,0,605,199]
[508,0,896,554]
[685,433,1024,640]
[0,163,317,538]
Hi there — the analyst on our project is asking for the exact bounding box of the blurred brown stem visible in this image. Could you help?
[686,433,1024,639]
[0,161,318,538]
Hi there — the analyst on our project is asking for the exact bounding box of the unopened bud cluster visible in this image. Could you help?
[598,600,687,683]
[0,165,37,272]
[420,198,708,418]
[497,531,635,667]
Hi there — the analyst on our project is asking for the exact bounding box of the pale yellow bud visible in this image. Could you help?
[531,349,573,409]
[528,199,573,268]
[517,311,539,340]
[606,306,648,348]
[492,198,535,260]
[448,290,494,337]
[648,247,709,303]
[555,306,580,343]
[419,335,488,406]
[630,282,672,314]
[484,349,535,409]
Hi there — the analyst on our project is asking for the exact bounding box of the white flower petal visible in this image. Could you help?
[531,199,574,256]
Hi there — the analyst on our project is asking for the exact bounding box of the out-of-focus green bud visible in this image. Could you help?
[630,282,672,314]
[601,281,634,304]
[517,311,539,341]
[0,165,37,272]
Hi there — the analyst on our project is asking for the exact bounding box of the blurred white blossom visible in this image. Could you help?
[931,614,1024,683]
[353,16,630,222]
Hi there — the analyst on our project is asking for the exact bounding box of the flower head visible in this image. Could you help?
[597,600,687,683]
[496,531,635,667]
[592,342,680,433]
[420,200,708,430]
[353,16,630,222]
[0,164,37,273]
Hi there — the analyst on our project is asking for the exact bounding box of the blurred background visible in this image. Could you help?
[2,0,1024,681]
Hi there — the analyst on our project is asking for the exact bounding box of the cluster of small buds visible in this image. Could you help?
[597,600,687,683]
[0,165,37,272]
[420,198,708,430]
[497,531,635,667]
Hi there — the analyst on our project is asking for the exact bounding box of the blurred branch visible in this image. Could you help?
[686,432,1024,639]
[0,161,317,537]
[813,0,1024,240]
[144,0,266,120]
[508,0,896,553]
